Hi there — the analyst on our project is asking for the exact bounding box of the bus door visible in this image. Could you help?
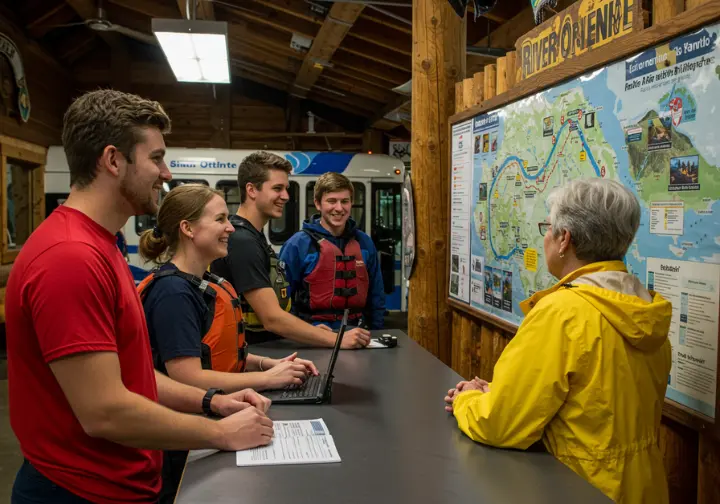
[371,182,402,311]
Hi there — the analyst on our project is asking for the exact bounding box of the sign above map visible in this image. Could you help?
[516,0,642,80]
[450,21,720,420]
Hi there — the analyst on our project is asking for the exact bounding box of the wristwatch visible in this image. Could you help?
[202,388,226,417]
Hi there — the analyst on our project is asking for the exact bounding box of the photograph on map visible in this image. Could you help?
[502,270,513,312]
[543,116,554,137]
[473,256,483,274]
[669,155,699,190]
[474,135,482,154]
[584,112,595,129]
[450,273,459,295]
[451,254,459,273]
[482,133,490,153]
[484,267,494,305]
[490,131,498,151]
[478,182,488,201]
[647,116,672,151]
[492,270,502,308]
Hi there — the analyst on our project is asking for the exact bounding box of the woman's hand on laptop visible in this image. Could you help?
[266,352,319,376]
[261,359,310,389]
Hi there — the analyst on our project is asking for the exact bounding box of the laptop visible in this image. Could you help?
[262,310,348,405]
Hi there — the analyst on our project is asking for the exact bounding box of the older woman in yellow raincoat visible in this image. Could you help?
[445,178,672,503]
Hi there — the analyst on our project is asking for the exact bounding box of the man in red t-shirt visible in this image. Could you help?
[6,89,274,504]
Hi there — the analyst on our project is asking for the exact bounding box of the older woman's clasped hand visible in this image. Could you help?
[444,377,489,413]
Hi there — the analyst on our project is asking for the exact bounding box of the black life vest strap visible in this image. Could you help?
[334,287,358,297]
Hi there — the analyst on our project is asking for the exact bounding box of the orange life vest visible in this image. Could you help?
[137,269,247,373]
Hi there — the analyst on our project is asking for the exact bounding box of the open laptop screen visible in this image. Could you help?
[321,309,348,387]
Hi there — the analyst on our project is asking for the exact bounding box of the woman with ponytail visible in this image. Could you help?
[138,184,318,504]
[138,184,318,391]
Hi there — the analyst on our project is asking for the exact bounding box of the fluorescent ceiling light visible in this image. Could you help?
[152,19,231,84]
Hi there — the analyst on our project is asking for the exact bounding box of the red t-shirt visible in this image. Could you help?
[5,205,162,503]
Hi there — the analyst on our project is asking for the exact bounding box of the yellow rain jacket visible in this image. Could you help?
[453,261,672,503]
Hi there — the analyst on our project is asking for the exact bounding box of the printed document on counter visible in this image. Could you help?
[236,418,341,466]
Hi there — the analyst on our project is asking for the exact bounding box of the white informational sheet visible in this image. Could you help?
[649,201,684,235]
[236,419,341,466]
[647,258,719,419]
[449,119,474,303]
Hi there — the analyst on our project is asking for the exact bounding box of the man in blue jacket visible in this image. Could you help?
[280,172,385,330]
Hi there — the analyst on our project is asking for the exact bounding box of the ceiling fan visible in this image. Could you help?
[48,0,157,45]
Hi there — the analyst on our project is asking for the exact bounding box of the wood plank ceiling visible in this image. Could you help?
[3,0,532,134]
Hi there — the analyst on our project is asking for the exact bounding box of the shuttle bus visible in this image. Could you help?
[44,148,407,312]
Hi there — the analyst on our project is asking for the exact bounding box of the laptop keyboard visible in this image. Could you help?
[281,374,324,398]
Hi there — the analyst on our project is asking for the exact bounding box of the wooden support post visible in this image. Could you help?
[686,0,711,9]
[410,0,465,363]
[484,64,497,101]
[653,0,684,24]
[698,434,720,504]
[455,81,464,113]
[462,78,474,110]
[505,51,517,90]
[472,72,484,104]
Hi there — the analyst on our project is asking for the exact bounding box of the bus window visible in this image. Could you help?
[215,180,242,215]
[269,181,299,245]
[306,181,365,231]
[135,179,208,235]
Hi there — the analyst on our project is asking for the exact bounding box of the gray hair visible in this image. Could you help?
[546,178,640,262]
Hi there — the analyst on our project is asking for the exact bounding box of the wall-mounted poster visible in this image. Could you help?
[449,22,720,419]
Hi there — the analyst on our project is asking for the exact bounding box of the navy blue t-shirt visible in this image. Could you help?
[142,263,208,375]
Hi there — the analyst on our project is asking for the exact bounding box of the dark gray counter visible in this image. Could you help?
[176,330,611,503]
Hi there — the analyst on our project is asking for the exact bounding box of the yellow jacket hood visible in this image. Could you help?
[522,261,672,352]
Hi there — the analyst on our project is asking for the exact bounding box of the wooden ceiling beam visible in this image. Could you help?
[327,66,401,92]
[291,2,364,98]
[26,3,77,38]
[247,0,322,25]
[222,2,411,66]
[66,0,125,50]
[347,18,411,56]
[332,52,410,86]
[306,91,373,118]
[360,10,412,35]
[107,0,179,19]
[231,41,300,75]
[337,40,410,72]
[175,0,214,20]
[220,4,317,39]
[318,74,392,104]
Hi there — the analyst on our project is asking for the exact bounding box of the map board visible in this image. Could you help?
[449,22,720,421]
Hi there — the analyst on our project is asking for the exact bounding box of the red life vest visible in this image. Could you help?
[295,230,369,322]
[137,269,247,373]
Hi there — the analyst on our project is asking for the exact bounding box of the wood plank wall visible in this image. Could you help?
[0,12,72,146]
[448,2,719,502]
